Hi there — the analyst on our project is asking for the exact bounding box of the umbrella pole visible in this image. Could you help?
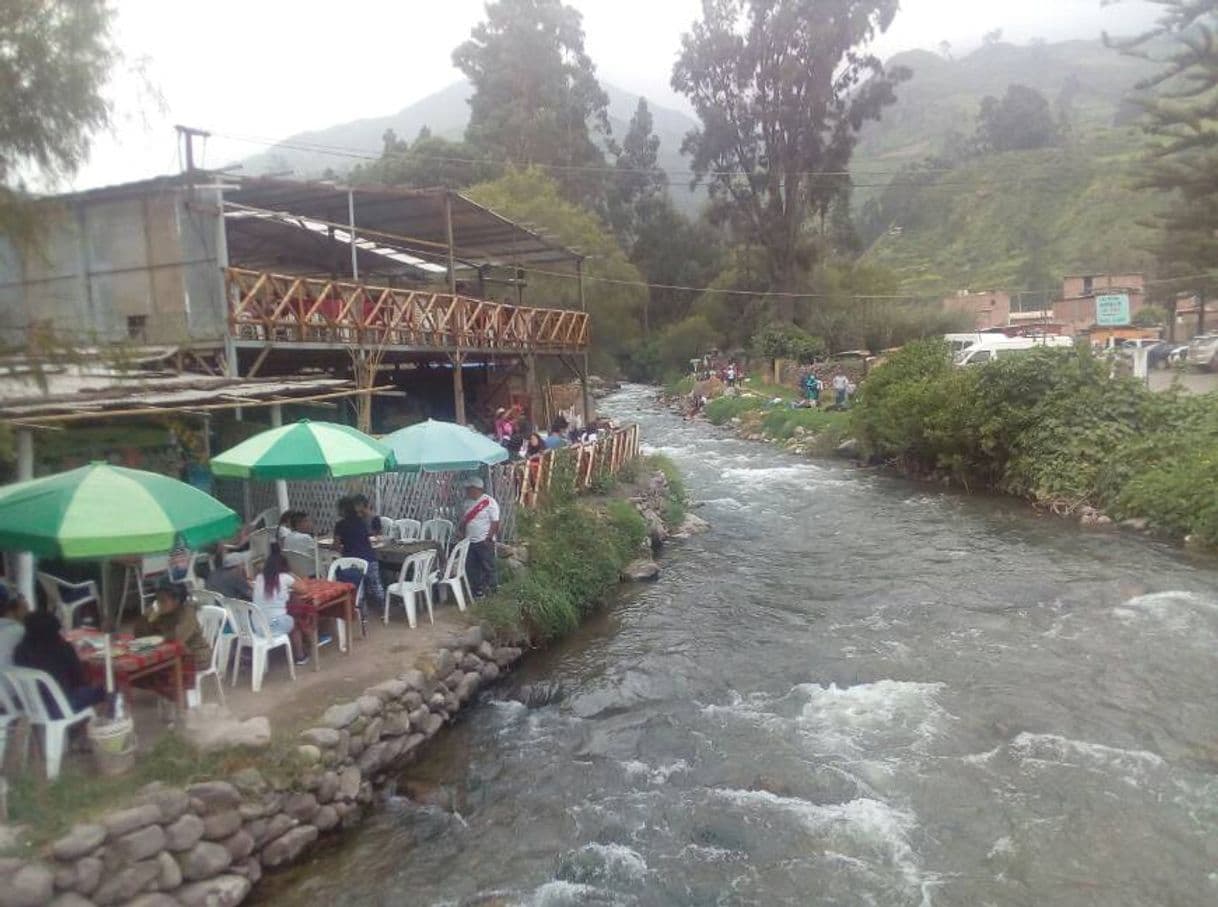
[101,558,113,631]
[103,633,114,694]
[270,405,291,514]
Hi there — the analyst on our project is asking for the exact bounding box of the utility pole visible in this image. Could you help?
[175,125,210,174]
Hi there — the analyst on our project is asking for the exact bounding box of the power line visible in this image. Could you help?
[210,130,1092,190]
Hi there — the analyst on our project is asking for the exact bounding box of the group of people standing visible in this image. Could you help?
[802,371,856,409]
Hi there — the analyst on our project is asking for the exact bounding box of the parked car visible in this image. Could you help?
[1118,339,1173,370]
[1187,334,1218,370]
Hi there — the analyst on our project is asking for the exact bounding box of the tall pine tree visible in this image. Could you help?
[607,97,667,248]
[1113,0,1218,331]
[453,0,610,203]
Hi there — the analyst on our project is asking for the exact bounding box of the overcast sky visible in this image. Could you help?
[73,0,1159,189]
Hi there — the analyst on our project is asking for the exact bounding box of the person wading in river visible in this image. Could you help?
[458,477,500,598]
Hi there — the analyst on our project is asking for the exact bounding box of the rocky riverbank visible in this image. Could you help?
[1,463,696,907]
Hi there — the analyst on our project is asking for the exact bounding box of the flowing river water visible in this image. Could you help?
[269,385,1218,906]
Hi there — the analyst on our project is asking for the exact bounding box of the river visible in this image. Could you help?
[269,385,1218,906]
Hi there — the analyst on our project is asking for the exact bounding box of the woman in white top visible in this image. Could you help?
[252,545,305,663]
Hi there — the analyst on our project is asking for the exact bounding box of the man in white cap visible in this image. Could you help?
[458,475,500,597]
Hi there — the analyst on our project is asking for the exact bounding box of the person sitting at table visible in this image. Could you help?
[135,580,211,672]
[333,495,385,617]
[252,545,307,666]
[0,581,29,667]
[279,510,316,551]
[14,611,106,718]
[204,545,253,600]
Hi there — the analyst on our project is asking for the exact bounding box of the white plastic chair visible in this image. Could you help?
[430,538,472,613]
[224,598,296,693]
[36,572,98,630]
[386,549,436,628]
[282,539,319,578]
[327,557,368,651]
[180,552,209,591]
[187,604,229,709]
[251,506,280,532]
[248,527,275,567]
[137,555,170,611]
[421,518,455,550]
[192,590,236,682]
[392,518,422,542]
[0,671,27,771]
[5,667,95,780]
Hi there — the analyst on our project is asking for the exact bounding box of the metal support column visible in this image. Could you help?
[14,429,34,604]
[270,404,290,514]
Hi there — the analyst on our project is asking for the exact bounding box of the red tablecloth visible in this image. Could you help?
[67,629,193,701]
[287,578,355,637]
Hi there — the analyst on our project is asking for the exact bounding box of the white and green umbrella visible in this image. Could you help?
[210,419,395,480]
[0,462,240,560]
[382,419,509,473]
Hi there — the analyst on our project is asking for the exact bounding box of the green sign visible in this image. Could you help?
[1096,293,1131,326]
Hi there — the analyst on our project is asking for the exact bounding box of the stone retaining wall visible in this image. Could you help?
[0,627,524,907]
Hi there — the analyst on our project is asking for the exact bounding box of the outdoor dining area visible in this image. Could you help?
[0,416,509,780]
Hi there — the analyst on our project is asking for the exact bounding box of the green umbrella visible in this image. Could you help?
[210,419,395,480]
[382,419,510,474]
[0,462,241,560]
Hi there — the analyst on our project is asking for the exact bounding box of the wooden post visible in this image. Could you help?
[452,354,467,425]
[347,190,359,281]
[14,429,34,604]
[270,404,290,514]
[577,259,592,427]
[444,192,457,295]
[525,354,538,429]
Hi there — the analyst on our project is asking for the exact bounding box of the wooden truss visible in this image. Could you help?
[227,268,590,354]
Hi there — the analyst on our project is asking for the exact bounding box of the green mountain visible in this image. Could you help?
[855,39,1163,297]
[235,81,701,210]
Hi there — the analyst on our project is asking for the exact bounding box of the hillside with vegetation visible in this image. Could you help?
[853,39,1162,298]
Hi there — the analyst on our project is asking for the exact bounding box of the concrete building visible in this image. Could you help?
[941,290,1012,330]
[1054,273,1146,334]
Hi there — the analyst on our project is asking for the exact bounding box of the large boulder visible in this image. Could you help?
[260,826,319,869]
[175,875,250,907]
[621,559,660,583]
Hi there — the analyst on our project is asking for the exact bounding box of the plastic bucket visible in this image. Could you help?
[88,717,136,777]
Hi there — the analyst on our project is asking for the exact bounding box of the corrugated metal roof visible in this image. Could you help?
[226,177,582,267]
[0,371,354,420]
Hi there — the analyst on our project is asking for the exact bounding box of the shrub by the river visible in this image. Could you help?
[476,459,659,640]
[852,341,1218,543]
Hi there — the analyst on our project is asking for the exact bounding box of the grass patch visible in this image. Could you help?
[705,396,771,425]
[7,733,290,851]
[475,457,683,640]
[644,454,688,525]
[760,408,849,441]
[738,379,798,400]
[665,375,697,396]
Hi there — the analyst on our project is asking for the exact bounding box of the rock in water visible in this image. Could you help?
[621,559,660,582]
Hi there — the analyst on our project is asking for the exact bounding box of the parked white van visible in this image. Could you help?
[943,333,989,356]
[954,335,1075,366]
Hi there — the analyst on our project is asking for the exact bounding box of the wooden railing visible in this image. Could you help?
[226,268,590,353]
[515,423,642,508]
